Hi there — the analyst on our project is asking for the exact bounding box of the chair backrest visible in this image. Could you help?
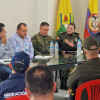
[75,79,100,100]
[5,95,29,100]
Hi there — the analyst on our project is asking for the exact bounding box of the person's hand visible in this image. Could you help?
[62,51,66,55]
[99,47,100,51]
[67,89,71,94]
[65,40,74,47]
[1,36,7,44]
[63,54,71,58]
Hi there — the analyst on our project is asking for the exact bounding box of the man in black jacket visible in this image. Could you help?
[67,36,100,100]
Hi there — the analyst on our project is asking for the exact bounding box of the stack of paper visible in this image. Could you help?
[35,55,53,59]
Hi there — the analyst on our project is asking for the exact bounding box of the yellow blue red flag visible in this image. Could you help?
[84,0,98,38]
[57,0,74,36]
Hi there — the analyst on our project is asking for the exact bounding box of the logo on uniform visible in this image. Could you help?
[87,13,98,33]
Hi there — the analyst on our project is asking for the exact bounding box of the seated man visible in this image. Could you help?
[0,51,30,100]
[57,23,81,55]
[67,36,100,100]
[0,23,14,59]
[92,22,100,51]
[31,22,54,56]
[0,23,14,81]
[25,66,56,100]
[8,23,34,59]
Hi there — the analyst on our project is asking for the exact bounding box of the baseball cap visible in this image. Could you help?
[83,36,99,50]
[11,51,30,73]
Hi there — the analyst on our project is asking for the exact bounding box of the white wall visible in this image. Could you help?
[0,0,36,38]
[0,0,100,41]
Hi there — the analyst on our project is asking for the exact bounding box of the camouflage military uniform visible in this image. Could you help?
[31,33,54,56]
[57,32,80,53]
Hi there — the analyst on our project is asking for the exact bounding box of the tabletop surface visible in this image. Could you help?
[32,53,86,65]
[0,53,86,71]
[30,53,86,71]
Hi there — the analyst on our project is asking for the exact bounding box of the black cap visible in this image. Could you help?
[83,36,99,50]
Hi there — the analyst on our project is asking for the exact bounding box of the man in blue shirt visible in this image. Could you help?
[0,23,14,59]
[0,51,30,100]
[92,22,100,48]
[0,23,14,81]
[8,23,34,59]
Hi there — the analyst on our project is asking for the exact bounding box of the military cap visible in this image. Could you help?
[83,36,99,50]
[11,51,30,72]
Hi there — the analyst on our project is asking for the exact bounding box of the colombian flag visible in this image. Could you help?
[84,0,98,39]
[56,0,74,36]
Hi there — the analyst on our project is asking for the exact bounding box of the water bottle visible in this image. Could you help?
[15,44,20,53]
[77,39,82,62]
[24,43,29,55]
[50,41,54,56]
[77,39,82,56]
[55,42,59,58]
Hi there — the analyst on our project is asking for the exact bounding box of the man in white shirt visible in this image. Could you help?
[9,23,34,59]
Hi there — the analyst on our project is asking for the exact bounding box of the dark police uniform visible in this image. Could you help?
[57,32,80,90]
[0,73,26,100]
[67,58,100,100]
[57,32,80,54]
[67,36,100,100]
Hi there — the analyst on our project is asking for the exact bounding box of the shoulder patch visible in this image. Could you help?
[75,38,78,42]
[74,32,79,34]
[56,37,59,40]
[70,67,76,75]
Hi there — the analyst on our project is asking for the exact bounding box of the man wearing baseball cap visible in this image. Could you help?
[67,36,100,100]
[0,51,30,100]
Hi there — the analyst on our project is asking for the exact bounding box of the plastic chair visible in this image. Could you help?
[75,79,100,100]
[5,95,29,100]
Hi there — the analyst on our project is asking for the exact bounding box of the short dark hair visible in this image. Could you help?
[40,22,49,27]
[68,23,76,29]
[17,23,27,29]
[25,66,54,95]
[13,64,26,73]
[0,23,5,32]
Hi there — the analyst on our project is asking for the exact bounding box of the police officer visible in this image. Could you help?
[67,36,100,100]
[31,22,54,56]
[57,23,80,55]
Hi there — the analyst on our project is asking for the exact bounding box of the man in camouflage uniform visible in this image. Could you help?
[31,22,54,56]
[57,23,81,55]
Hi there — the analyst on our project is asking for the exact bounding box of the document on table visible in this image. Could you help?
[0,59,11,64]
[35,55,53,59]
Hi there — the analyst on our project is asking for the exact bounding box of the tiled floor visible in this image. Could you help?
[54,89,69,100]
